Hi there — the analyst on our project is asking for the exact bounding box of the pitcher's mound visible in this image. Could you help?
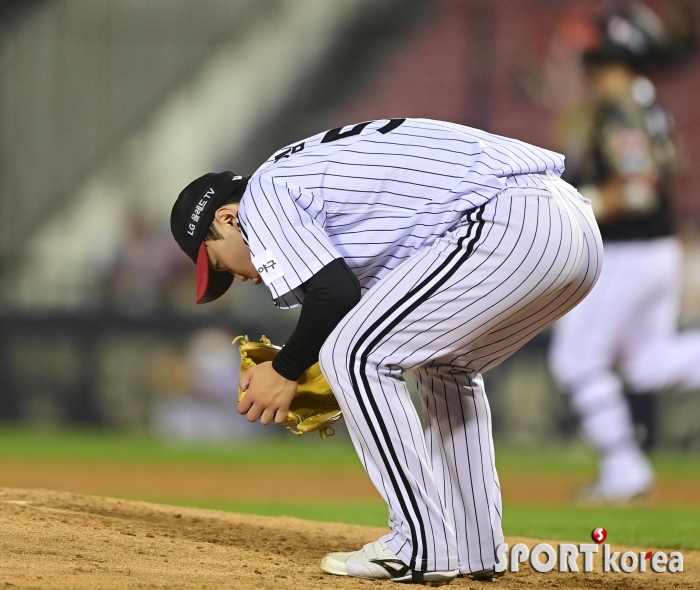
[0,488,696,589]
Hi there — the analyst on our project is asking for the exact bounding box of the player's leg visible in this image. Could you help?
[623,238,700,391]
[320,232,470,575]
[320,180,601,576]
[413,203,604,574]
[549,242,654,499]
[413,365,502,576]
[613,237,700,459]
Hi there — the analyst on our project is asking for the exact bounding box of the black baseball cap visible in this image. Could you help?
[170,171,249,304]
[583,3,667,68]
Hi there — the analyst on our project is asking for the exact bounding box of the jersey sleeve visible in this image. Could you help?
[237,174,342,308]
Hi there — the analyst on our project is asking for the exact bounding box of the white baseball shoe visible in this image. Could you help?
[575,480,652,504]
[320,538,459,585]
[462,567,505,581]
[576,448,654,504]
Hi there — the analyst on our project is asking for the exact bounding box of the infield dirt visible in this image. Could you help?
[0,488,697,590]
[0,461,698,506]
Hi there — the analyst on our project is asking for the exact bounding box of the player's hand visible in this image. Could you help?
[237,361,298,425]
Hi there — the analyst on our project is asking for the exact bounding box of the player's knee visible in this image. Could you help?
[622,345,669,392]
[318,340,332,376]
[569,371,624,414]
[319,334,347,382]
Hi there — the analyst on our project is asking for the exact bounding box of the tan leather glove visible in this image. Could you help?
[233,335,342,438]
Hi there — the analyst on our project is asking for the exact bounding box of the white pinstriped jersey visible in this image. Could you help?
[237,118,565,308]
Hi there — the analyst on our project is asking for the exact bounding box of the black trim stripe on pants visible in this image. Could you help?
[319,178,603,574]
[347,205,486,570]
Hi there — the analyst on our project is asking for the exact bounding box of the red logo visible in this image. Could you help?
[591,527,607,544]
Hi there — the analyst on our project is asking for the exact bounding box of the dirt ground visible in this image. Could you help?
[0,461,383,503]
[0,488,697,590]
[0,460,698,507]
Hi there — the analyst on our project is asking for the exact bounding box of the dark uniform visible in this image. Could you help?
[575,78,676,241]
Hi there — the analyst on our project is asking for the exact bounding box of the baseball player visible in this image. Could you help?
[549,3,699,502]
[171,118,602,583]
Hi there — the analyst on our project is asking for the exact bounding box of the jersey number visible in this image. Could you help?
[274,141,305,163]
[272,119,406,163]
[321,118,406,143]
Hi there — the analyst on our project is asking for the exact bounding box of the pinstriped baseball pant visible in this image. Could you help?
[319,173,603,573]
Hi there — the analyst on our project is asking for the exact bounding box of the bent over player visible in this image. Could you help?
[171,118,602,584]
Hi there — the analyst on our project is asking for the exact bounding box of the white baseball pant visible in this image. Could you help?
[320,173,602,574]
[550,237,700,492]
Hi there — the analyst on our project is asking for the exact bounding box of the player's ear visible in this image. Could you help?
[213,205,239,229]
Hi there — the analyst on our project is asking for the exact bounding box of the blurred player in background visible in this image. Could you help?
[548,2,698,501]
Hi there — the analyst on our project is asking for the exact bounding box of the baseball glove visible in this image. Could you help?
[233,335,342,438]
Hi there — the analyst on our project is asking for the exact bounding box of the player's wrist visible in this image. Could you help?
[271,354,302,382]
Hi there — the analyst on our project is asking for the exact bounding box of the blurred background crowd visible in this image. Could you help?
[0,0,699,459]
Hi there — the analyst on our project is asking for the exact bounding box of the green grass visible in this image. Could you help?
[2,426,699,474]
[2,427,699,549]
[503,505,700,550]
[0,426,697,484]
[494,444,700,476]
[0,425,363,468]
